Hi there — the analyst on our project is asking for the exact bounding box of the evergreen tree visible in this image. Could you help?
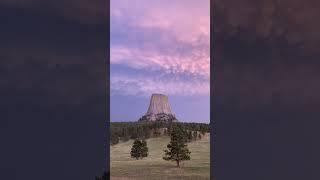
[163,125,191,167]
[141,139,148,158]
[130,127,138,139]
[131,139,141,159]
[188,131,193,142]
[144,127,151,139]
[200,128,206,135]
[130,139,148,159]
[153,129,161,137]
[121,128,129,141]
[137,126,145,138]
[193,131,198,141]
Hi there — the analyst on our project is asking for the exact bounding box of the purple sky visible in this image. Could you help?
[110,0,210,123]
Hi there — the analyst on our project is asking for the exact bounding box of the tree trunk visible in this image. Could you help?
[176,160,180,168]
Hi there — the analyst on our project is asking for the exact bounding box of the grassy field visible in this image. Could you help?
[110,134,210,180]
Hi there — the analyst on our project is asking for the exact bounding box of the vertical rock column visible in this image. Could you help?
[146,94,173,115]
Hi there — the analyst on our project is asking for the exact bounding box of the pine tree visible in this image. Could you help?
[130,139,148,159]
[193,131,198,141]
[131,139,141,159]
[121,128,129,142]
[188,131,192,142]
[141,139,148,158]
[144,128,151,139]
[163,125,191,167]
[153,128,161,137]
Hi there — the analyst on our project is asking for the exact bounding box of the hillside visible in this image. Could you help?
[110,134,210,180]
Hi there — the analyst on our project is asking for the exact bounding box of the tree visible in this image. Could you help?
[143,127,151,139]
[200,128,206,135]
[141,139,148,158]
[121,128,129,142]
[187,131,193,142]
[130,139,148,159]
[130,127,138,139]
[163,125,191,167]
[137,126,144,139]
[193,131,198,141]
[153,129,161,137]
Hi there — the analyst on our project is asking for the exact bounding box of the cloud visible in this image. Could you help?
[111,46,209,78]
[110,0,210,96]
[111,74,209,97]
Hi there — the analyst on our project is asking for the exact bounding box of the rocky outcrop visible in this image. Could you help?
[139,94,178,122]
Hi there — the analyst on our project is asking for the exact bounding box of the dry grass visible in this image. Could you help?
[110,134,210,180]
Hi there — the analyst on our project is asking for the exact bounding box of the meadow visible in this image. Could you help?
[110,133,210,180]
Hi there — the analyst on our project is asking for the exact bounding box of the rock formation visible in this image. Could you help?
[139,94,178,122]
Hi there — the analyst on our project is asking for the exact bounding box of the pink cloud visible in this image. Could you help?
[111,46,209,78]
[110,0,210,96]
[136,8,209,45]
[111,74,209,97]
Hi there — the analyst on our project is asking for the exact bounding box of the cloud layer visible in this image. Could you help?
[110,0,210,97]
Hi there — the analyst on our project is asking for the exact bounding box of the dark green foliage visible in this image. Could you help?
[129,126,138,139]
[130,139,149,159]
[130,139,141,159]
[167,125,172,135]
[187,131,193,142]
[163,125,191,167]
[110,122,210,143]
[193,131,198,140]
[143,126,151,139]
[200,126,207,135]
[121,128,129,142]
[141,140,148,158]
[153,129,161,137]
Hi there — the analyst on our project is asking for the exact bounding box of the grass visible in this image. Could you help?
[110,133,210,180]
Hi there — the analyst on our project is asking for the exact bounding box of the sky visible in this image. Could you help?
[2,0,320,179]
[110,0,210,123]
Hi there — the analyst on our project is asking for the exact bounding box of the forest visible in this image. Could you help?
[110,121,210,145]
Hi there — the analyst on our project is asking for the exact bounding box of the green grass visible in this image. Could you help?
[110,134,210,180]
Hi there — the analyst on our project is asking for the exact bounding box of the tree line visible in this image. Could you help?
[110,121,210,145]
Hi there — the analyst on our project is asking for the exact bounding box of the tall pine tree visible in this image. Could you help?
[163,125,191,167]
[130,139,148,159]
[141,139,148,158]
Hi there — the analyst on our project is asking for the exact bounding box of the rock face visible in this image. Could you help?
[139,94,178,122]
[147,94,173,115]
